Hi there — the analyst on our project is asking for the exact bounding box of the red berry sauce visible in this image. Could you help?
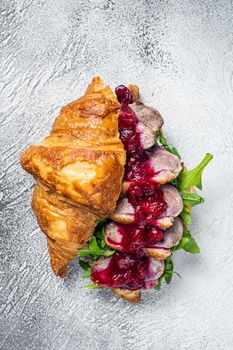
[91,252,159,290]
[91,86,167,289]
[115,86,167,252]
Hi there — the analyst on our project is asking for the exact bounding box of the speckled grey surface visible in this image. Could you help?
[0,0,233,349]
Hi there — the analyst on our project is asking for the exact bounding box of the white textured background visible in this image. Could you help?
[0,1,233,349]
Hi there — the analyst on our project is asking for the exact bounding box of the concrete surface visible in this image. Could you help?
[0,0,233,349]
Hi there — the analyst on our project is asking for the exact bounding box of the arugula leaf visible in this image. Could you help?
[155,257,180,291]
[103,250,115,257]
[156,132,181,159]
[95,218,108,229]
[172,237,190,251]
[77,220,115,261]
[182,227,200,253]
[79,260,92,278]
[89,237,105,257]
[78,247,92,258]
[183,239,200,254]
[172,227,200,254]
[84,284,102,289]
[79,260,91,271]
[178,153,213,191]
[83,270,92,278]
[180,191,205,207]
[180,205,192,225]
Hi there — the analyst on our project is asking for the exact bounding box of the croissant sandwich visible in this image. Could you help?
[20,77,212,303]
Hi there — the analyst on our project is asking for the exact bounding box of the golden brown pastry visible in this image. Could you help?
[20,77,126,277]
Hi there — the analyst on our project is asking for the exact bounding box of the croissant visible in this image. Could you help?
[20,77,126,277]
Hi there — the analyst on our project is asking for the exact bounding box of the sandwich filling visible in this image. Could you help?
[90,86,181,289]
[78,84,213,299]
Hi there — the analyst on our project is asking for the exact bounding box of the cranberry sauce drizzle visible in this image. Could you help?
[115,86,167,252]
[90,86,166,290]
[107,223,164,253]
[128,182,166,224]
[91,252,158,290]
[115,85,156,182]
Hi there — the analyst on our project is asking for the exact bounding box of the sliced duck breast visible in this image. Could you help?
[144,247,172,260]
[123,147,182,190]
[110,198,134,224]
[144,218,183,259]
[150,147,182,184]
[110,184,183,227]
[105,221,149,252]
[91,253,164,290]
[154,217,183,249]
[156,185,183,229]
[105,218,183,254]
[150,217,183,251]
[136,122,155,149]
[105,222,124,250]
[129,102,164,135]
[160,184,183,216]
[156,216,174,229]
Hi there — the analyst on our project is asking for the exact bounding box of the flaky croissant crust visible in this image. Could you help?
[20,77,126,277]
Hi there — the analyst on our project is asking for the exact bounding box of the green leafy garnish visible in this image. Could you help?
[178,153,213,191]
[89,236,105,257]
[84,284,102,289]
[180,205,192,225]
[157,132,181,159]
[78,247,92,258]
[79,260,92,278]
[79,260,91,271]
[78,220,115,260]
[172,227,200,254]
[180,191,205,207]
[155,257,181,291]
[179,191,204,225]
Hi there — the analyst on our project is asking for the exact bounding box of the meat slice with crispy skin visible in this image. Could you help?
[111,184,183,228]
[91,254,164,291]
[105,218,183,256]
[136,122,155,149]
[122,147,182,191]
[129,102,164,135]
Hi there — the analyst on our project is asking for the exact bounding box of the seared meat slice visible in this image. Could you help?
[123,147,182,191]
[110,198,134,224]
[155,217,183,249]
[105,218,183,254]
[130,102,164,135]
[105,221,123,250]
[145,258,165,288]
[137,122,155,149]
[113,257,164,303]
[110,197,134,224]
[91,254,164,292]
[144,218,183,259]
[110,184,183,227]
[156,216,174,229]
[144,247,171,260]
[156,185,183,229]
[163,185,183,217]
[150,147,182,184]
[150,217,183,251]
